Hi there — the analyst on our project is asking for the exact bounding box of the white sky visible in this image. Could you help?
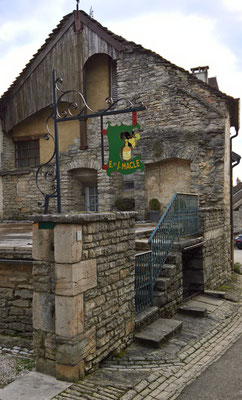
[0,0,241,181]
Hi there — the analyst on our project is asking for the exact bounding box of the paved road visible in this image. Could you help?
[176,334,242,400]
[0,222,32,249]
[234,247,242,264]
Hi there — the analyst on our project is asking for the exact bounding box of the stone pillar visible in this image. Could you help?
[32,213,136,381]
[0,120,3,219]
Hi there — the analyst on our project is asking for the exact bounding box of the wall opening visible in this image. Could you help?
[145,159,191,213]
[68,168,98,212]
[182,244,204,299]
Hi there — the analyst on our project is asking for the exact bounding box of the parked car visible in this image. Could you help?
[235,234,242,249]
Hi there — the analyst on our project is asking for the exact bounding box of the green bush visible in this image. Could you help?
[234,262,242,275]
[149,198,161,210]
[115,198,135,211]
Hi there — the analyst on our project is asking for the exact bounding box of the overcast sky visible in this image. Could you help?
[0,0,241,180]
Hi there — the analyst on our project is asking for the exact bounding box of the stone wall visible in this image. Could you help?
[0,40,233,295]
[32,212,136,381]
[0,256,33,339]
[0,121,3,219]
[145,159,191,211]
[233,208,242,232]
[200,207,232,289]
[1,44,230,222]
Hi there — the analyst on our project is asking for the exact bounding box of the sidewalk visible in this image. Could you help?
[0,277,242,400]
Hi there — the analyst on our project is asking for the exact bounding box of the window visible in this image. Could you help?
[85,186,98,211]
[15,139,40,168]
[123,175,134,191]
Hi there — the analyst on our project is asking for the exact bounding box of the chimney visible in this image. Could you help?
[191,66,209,83]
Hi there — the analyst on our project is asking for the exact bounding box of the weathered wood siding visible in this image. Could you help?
[3,17,120,132]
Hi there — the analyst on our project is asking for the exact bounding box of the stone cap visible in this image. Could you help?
[27,211,137,224]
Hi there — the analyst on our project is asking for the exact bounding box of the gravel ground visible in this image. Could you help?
[0,353,35,388]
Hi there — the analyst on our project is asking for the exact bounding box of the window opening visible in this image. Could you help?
[85,186,98,211]
[123,175,134,191]
[15,139,40,168]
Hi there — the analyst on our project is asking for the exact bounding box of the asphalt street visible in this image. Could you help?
[234,247,242,264]
[176,334,242,400]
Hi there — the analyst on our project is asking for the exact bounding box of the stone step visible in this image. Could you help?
[204,290,226,299]
[159,264,177,279]
[152,291,168,307]
[135,239,149,252]
[178,305,207,318]
[154,277,171,291]
[135,225,155,239]
[135,306,159,331]
[166,253,177,265]
[134,318,183,347]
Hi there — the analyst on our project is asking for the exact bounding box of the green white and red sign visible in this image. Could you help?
[102,121,144,177]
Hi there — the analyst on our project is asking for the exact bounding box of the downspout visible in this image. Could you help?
[230,129,240,270]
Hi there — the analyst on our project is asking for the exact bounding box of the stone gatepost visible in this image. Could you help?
[32,212,136,381]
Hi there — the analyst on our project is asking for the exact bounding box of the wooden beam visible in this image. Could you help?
[78,12,126,52]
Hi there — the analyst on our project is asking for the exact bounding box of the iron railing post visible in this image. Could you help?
[52,69,61,214]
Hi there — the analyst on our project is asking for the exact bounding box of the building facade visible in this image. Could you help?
[0,10,239,289]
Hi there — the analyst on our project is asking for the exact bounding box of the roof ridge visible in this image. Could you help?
[0,10,237,105]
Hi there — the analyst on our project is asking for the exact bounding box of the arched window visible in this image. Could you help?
[80,54,117,149]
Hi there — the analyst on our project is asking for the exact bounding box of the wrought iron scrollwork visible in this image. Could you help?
[104,96,133,110]
[36,113,57,211]
[55,77,94,119]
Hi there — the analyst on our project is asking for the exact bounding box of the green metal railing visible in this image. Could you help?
[135,193,199,313]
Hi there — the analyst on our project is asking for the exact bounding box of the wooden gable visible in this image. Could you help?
[0,11,125,133]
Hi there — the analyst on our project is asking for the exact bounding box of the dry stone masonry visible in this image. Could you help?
[32,212,136,381]
[0,252,33,340]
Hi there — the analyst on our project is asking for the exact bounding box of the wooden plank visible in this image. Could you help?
[78,12,126,52]
[2,14,75,102]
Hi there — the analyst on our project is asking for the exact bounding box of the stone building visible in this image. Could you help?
[0,9,240,288]
[233,179,242,232]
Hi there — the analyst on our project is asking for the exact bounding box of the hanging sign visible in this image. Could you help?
[102,121,144,177]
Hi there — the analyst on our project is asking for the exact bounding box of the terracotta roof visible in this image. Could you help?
[0,10,239,110]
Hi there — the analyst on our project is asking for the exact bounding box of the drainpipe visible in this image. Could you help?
[230,129,240,270]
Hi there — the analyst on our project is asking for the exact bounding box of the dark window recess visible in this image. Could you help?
[15,140,40,168]
[123,175,134,191]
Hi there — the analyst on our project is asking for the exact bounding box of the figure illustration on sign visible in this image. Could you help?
[103,122,144,176]
[120,129,141,161]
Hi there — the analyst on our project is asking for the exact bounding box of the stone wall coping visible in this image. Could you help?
[0,249,32,260]
[199,206,224,212]
[173,236,204,251]
[28,211,137,224]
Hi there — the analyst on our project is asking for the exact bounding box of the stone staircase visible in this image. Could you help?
[135,225,182,314]
[134,224,208,346]
[135,224,184,344]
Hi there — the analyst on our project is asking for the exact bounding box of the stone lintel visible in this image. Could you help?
[55,259,97,296]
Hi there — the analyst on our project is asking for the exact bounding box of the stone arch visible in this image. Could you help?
[83,53,117,109]
[66,160,99,212]
[145,158,191,211]
[67,159,99,172]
